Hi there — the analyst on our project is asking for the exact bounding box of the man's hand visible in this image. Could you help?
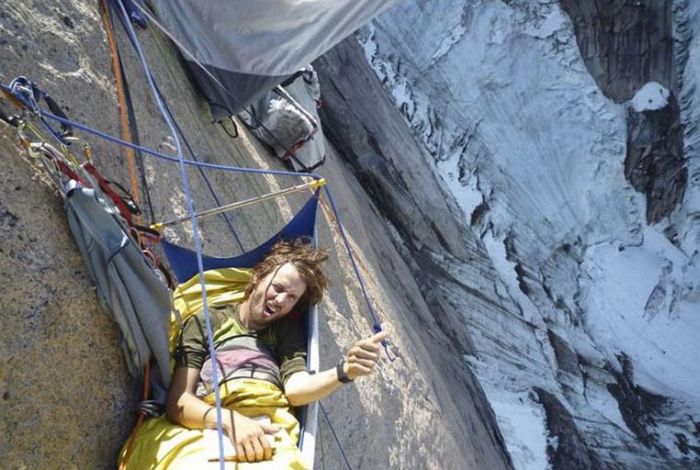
[224,412,277,463]
[344,330,390,381]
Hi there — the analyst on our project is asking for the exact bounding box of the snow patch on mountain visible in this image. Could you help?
[468,355,551,470]
[631,82,670,112]
[580,225,700,404]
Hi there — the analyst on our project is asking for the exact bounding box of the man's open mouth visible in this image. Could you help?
[263,305,276,317]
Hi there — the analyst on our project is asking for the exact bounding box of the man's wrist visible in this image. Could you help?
[336,359,353,383]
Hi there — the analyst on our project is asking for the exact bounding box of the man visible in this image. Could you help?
[159,239,388,467]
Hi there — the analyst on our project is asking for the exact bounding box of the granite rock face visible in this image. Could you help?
[0,134,139,468]
[559,0,687,223]
[558,0,676,102]
[316,37,514,468]
[625,92,687,224]
[1,2,138,467]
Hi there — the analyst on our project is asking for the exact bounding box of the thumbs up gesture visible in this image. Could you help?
[343,330,390,381]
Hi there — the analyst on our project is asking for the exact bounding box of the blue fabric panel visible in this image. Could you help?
[162,191,319,283]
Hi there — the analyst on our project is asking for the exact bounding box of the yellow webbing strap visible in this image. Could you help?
[151,178,327,233]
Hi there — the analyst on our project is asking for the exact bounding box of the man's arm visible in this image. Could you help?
[166,366,277,463]
[284,330,389,406]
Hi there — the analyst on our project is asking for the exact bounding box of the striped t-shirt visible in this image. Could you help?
[174,304,307,393]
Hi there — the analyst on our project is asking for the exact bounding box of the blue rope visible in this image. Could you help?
[7,77,71,146]
[3,79,319,179]
[319,402,353,470]
[37,109,321,180]
[114,1,227,466]
[322,186,382,333]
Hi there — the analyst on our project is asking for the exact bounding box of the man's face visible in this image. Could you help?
[246,262,307,330]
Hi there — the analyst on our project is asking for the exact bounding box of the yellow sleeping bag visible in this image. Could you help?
[169,267,252,351]
[119,268,308,469]
[119,378,307,469]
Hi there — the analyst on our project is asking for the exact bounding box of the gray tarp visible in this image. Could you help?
[65,185,172,387]
[148,0,398,119]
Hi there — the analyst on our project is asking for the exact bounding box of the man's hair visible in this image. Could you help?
[245,238,329,311]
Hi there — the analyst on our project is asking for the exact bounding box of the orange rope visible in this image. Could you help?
[0,87,27,110]
[118,362,151,470]
[99,0,142,224]
[100,4,150,468]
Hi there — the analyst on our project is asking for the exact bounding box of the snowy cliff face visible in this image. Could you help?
[318,0,699,468]
[559,0,687,225]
